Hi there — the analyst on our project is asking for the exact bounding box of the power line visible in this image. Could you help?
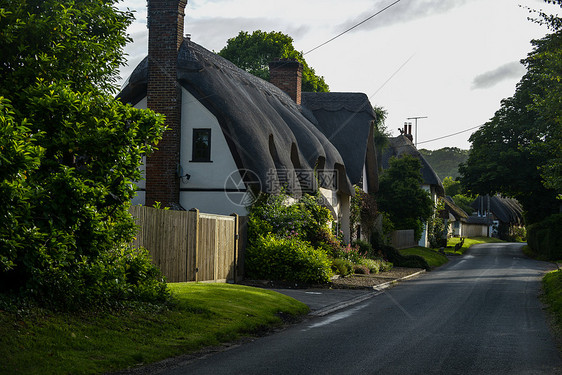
[304,0,402,55]
[416,125,482,146]
[369,53,416,99]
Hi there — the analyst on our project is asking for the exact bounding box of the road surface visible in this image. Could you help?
[163,243,561,374]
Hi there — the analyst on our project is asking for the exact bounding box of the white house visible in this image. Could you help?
[118,0,379,242]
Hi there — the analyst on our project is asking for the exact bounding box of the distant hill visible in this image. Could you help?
[419,147,469,180]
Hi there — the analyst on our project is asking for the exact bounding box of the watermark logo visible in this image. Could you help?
[266,168,338,194]
[224,169,262,207]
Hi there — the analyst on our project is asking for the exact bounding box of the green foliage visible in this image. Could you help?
[247,191,393,281]
[359,258,392,274]
[331,258,354,277]
[0,98,43,273]
[527,214,562,260]
[245,234,333,284]
[218,30,329,92]
[377,245,430,270]
[442,176,462,196]
[335,243,367,264]
[350,186,378,239]
[0,0,133,96]
[419,148,469,180]
[352,239,374,257]
[0,1,168,309]
[247,192,333,248]
[428,199,447,249]
[525,1,562,198]
[377,155,434,241]
[399,247,449,268]
[542,270,562,329]
[0,283,308,374]
[353,264,370,275]
[373,106,390,171]
[452,194,475,215]
[246,192,336,283]
[0,81,167,309]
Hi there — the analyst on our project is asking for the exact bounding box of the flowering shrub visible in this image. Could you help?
[335,244,367,264]
[246,191,395,281]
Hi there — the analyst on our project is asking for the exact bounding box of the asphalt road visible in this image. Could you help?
[163,243,561,374]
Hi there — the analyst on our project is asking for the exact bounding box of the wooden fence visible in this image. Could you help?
[390,229,416,249]
[129,206,239,283]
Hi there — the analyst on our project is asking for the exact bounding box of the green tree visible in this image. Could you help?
[451,194,475,215]
[376,155,434,241]
[373,106,390,172]
[459,2,561,223]
[524,1,562,198]
[442,176,462,196]
[0,1,168,309]
[218,30,329,92]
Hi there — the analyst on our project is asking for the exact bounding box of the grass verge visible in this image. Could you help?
[446,236,505,255]
[542,270,562,336]
[399,247,449,268]
[0,283,309,375]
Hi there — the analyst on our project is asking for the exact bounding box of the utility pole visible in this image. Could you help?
[407,116,428,147]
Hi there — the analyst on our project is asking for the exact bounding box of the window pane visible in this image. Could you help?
[192,129,211,161]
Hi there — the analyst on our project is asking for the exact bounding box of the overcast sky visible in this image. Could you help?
[118,0,558,150]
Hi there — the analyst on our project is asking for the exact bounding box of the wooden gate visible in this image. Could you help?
[129,206,239,283]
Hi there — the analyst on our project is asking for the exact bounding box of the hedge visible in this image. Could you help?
[527,214,562,260]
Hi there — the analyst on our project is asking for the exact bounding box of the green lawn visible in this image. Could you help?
[0,283,308,375]
[542,270,562,335]
[399,247,449,268]
[446,236,505,255]
[400,237,506,268]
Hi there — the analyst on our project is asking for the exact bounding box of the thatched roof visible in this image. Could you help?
[119,40,378,197]
[471,195,524,225]
[443,196,468,221]
[301,92,378,193]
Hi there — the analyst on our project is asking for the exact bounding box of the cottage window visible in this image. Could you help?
[191,128,211,162]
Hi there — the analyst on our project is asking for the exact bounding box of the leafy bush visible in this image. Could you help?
[22,245,169,311]
[335,244,366,264]
[247,192,333,248]
[353,264,370,275]
[377,245,430,270]
[245,234,333,284]
[527,214,562,260]
[360,258,380,274]
[352,239,374,258]
[0,85,167,310]
[0,2,169,311]
[361,258,392,274]
[331,258,354,277]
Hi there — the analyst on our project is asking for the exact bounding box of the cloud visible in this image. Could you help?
[471,61,526,89]
[187,17,310,51]
[336,0,470,33]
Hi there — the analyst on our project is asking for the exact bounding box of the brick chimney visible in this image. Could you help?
[145,0,187,208]
[269,59,302,105]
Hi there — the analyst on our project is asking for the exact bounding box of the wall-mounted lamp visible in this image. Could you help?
[176,164,191,183]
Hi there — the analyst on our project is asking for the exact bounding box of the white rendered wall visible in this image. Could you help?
[178,88,247,215]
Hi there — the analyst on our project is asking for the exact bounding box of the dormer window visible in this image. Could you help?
[191,128,211,162]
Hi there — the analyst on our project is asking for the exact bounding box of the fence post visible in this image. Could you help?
[231,213,239,283]
[190,208,200,282]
